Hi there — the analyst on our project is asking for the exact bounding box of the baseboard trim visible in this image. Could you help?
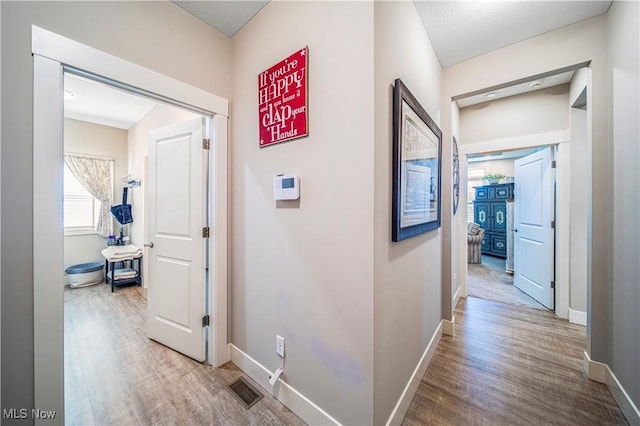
[228,344,341,426]
[583,351,607,382]
[583,351,640,424]
[385,321,443,426]
[453,286,461,310]
[442,317,455,337]
[568,308,587,326]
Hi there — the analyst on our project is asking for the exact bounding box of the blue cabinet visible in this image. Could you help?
[473,183,513,258]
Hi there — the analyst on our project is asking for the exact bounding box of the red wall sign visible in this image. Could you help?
[258,47,308,148]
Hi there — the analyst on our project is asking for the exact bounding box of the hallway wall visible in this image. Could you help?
[230,2,375,424]
[608,0,640,410]
[1,1,231,415]
[569,69,589,314]
[373,2,443,424]
[459,85,570,145]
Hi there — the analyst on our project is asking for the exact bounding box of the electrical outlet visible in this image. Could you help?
[276,335,285,357]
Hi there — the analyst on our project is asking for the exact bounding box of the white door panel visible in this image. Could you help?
[514,147,555,309]
[147,117,208,362]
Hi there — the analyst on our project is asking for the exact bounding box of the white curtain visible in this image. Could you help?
[64,154,114,237]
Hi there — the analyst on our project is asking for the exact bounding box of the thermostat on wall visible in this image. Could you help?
[273,174,299,200]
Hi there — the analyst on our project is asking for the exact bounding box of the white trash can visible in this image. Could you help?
[65,262,104,288]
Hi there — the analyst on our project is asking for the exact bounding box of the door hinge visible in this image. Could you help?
[202,315,210,327]
[551,220,556,228]
[202,227,210,238]
[551,160,557,168]
[551,281,555,289]
[203,138,210,150]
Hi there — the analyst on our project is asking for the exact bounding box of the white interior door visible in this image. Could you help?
[514,147,555,309]
[147,117,208,361]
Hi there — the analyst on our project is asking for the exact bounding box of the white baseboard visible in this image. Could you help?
[583,352,640,424]
[583,351,607,382]
[228,344,341,426]
[385,321,443,426]
[453,286,461,309]
[568,308,587,326]
[442,317,455,337]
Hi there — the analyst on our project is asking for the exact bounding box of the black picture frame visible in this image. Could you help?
[392,78,442,242]
[453,136,460,215]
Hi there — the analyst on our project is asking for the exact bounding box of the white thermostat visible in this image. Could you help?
[273,174,300,200]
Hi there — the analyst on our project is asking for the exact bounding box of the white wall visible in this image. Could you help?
[569,69,588,313]
[442,16,610,358]
[459,85,569,145]
[468,158,516,179]
[608,0,640,409]
[231,2,375,424]
[373,2,442,423]
[63,118,128,272]
[1,0,231,412]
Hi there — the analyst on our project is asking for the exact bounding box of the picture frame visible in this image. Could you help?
[453,136,460,215]
[392,78,442,242]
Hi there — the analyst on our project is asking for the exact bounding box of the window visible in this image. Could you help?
[64,165,100,233]
[467,167,485,223]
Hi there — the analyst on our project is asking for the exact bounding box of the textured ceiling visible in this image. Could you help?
[171,1,611,68]
[414,1,612,68]
[67,1,614,127]
[172,0,269,37]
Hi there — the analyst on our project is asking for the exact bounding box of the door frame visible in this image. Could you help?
[32,25,229,422]
[457,130,570,318]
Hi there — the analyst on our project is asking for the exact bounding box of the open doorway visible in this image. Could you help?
[32,25,229,420]
[466,147,551,310]
[455,66,590,322]
[62,73,210,422]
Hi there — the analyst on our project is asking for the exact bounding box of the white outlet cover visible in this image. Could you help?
[276,335,285,357]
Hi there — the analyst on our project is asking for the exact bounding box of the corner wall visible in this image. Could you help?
[608,0,640,411]
[230,2,375,424]
[373,2,443,424]
[569,69,589,314]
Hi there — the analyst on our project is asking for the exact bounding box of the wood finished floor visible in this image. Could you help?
[66,284,626,425]
[403,296,628,426]
[64,283,304,426]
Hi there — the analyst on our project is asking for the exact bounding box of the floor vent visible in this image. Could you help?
[227,377,264,409]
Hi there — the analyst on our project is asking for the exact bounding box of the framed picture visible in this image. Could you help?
[453,136,460,215]
[392,78,442,242]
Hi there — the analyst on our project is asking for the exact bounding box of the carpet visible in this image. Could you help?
[467,255,548,310]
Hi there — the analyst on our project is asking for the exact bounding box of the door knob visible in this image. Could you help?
[144,242,154,248]
[513,229,518,233]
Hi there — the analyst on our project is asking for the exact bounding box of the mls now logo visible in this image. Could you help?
[3,408,56,419]
[3,409,28,419]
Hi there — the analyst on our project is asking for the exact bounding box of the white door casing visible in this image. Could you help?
[147,117,208,362]
[32,26,228,423]
[514,147,555,309]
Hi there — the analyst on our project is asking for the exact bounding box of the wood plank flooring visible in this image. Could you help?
[66,283,627,425]
[64,283,304,426]
[402,296,628,426]
[468,255,546,310]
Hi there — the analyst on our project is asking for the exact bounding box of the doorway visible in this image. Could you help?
[62,74,213,420]
[465,147,553,311]
[32,26,229,420]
